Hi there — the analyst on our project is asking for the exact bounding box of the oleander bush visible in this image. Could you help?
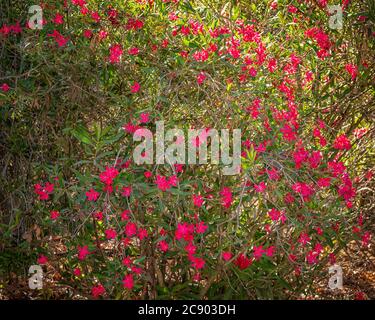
[0,0,374,299]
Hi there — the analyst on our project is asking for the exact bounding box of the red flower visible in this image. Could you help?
[219,187,233,208]
[175,222,194,242]
[317,177,331,188]
[292,182,314,201]
[156,175,173,191]
[234,253,252,270]
[47,30,69,47]
[144,171,152,179]
[86,188,100,201]
[190,256,205,269]
[122,274,134,289]
[195,221,208,234]
[345,64,358,80]
[333,134,351,150]
[137,228,148,240]
[109,44,123,63]
[280,124,297,141]
[78,245,90,260]
[72,0,87,7]
[197,72,206,84]
[92,284,105,298]
[355,292,366,300]
[52,13,64,25]
[131,81,140,93]
[83,29,93,38]
[139,112,150,123]
[185,242,196,255]
[266,246,275,257]
[94,211,103,220]
[50,210,60,220]
[158,240,169,252]
[99,166,119,185]
[122,256,132,266]
[91,11,101,23]
[121,186,132,197]
[125,222,137,237]
[121,210,130,221]
[288,5,298,13]
[267,208,279,222]
[254,182,266,193]
[253,245,264,260]
[192,194,204,207]
[308,151,323,169]
[73,268,82,276]
[105,229,117,240]
[99,30,108,40]
[293,147,308,169]
[361,232,371,247]
[37,255,48,265]
[298,232,311,246]
[34,182,54,200]
[222,251,232,261]
[1,83,10,92]
[128,47,139,55]
[306,250,319,264]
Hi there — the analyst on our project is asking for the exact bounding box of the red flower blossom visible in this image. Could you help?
[37,255,48,265]
[175,222,194,242]
[99,166,119,185]
[109,44,123,63]
[138,228,148,240]
[234,253,252,270]
[50,210,60,220]
[34,182,54,200]
[219,187,233,208]
[105,229,117,240]
[292,182,314,201]
[121,186,132,197]
[83,29,93,38]
[73,268,82,276]
[47,30,69,47]
[254,182,266,193]
[192,194,204,207]
[222,251,233,261]
[122,274,134,289]
[122,256,132,266]
[139,112,150,123]
[77,246,90,260]
[52,13,64,25]
[158,240,169,252]
[128,47,139,55]
[345,64,358,80]
[86,188,100,201]
[92,284,105,298]
[197,72,206,84]
[190,256,205,269]
[280,123,297,141]
[333,134,351,150]
[253,245,264,260]
[1,83,10,92]
[125,222,137,237]
[195,221,208,234]
[131,81,140,93]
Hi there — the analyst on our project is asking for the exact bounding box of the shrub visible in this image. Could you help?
[0,0,374,299]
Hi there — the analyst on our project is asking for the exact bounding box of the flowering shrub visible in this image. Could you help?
[1,0,374,299]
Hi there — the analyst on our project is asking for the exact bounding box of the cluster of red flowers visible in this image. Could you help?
[34,182,54,200]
